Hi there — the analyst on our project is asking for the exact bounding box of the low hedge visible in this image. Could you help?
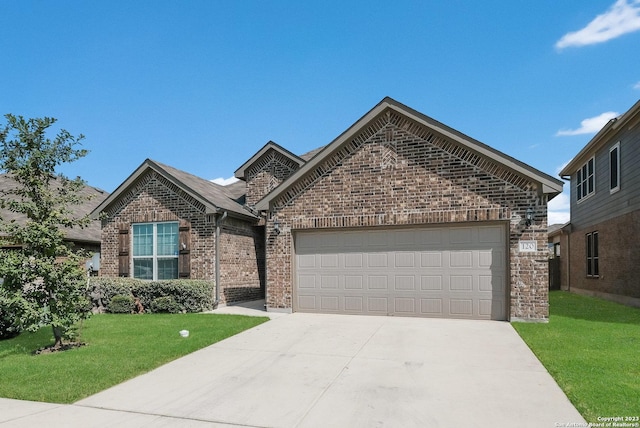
[150,296,182,314]
[89,278,215,314]
[108,295,135,313]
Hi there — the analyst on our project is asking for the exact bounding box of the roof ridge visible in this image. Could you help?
[92,159,256,220]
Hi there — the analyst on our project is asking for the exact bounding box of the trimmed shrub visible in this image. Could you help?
[108,295,135,314]
[88,278,215,314]
[150,296,182,313]
[134,280,215,313]
[89,277,141,312]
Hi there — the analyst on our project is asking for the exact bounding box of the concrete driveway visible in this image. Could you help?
[2,310,585,427]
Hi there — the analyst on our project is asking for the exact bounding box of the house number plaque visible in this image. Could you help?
[518,241,537,253]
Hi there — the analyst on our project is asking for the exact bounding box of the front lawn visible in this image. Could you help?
[513,291,640,423]
[0,313,268,403]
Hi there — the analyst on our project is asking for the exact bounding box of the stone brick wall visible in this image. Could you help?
[245,150,302,207]
[220,216,265,303]
[265,109,550,320]
[100,170,263,304]
[569,209,640,299]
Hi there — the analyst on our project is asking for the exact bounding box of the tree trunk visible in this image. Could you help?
[52,325,63,349]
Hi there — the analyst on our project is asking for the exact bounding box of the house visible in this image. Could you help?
[95,97,564,320]
[0,173,108,271]
[559,99,640,308]
[91,159,265,304]
[547,222,569,290]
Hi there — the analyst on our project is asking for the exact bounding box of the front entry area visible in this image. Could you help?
[294,224,508,320]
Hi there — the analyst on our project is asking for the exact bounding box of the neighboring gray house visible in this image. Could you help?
[559,99,640,307]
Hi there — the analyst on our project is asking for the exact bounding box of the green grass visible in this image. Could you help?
[0,313,268,403]
[513,291,640,422]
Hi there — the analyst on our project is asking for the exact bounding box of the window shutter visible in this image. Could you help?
[118,224,130,277]
[179,220,191,278]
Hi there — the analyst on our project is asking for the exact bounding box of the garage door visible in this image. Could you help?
[294,225,507,320]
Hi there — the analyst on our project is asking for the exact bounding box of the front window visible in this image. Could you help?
[132,222,179,280]
[576,157,595,202]
[586,231,599,278]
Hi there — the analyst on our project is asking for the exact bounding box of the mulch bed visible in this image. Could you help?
[33,342,86,355]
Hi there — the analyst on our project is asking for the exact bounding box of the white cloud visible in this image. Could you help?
[556,111,619,136]
[548,191,571,225]
[556,0,640,49]
[548,191,570,212]
[634,81,640,89]
[548,210,571,225]
[211,176,239,186]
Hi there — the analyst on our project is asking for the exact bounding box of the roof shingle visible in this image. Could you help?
[0,173,108,244]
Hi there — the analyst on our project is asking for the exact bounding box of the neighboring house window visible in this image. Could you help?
[576,157,595,202]
[132,222,179,280]
[609,143,620,193]
[586,231,599,277]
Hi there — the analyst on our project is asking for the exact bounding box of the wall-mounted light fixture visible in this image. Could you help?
[273,218,281,235]
[525,207,535,227]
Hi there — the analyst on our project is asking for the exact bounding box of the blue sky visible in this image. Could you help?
[2,1,640,225]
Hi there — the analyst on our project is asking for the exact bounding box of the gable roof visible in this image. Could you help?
[560,99,640,177]
[91,159,257,221]
[548,222,571,238]
[255,97,564,211]
[234,141,306,180]
[0,173,108,244]
[223,179,246,202]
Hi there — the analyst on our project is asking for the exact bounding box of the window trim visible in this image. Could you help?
[609,142,620,194]
[586,231,599,278]
[576,156,595,203]
[132,221,179,280]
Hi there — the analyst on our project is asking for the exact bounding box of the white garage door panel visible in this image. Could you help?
[294,225,507,320]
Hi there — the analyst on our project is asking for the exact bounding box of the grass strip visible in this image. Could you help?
[513,291,640,422]
[0,313,268,403]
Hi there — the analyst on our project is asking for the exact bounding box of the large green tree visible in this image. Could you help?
[0,114,92,347]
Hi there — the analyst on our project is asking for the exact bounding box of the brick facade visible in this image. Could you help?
[100,170,263,304]
[219,216,265,302]
[245,150,301,207]
[262,109,550,320]
[569,209,640,299]
[95,98,559,319]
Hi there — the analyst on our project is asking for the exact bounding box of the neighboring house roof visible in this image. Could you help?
[234,141,306,180]
[0,173,108,245]
[547,223,564,234]
[255,97,564,211]
[548,222,571,238]
[560,99,640,177]
[91,159,257,221]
